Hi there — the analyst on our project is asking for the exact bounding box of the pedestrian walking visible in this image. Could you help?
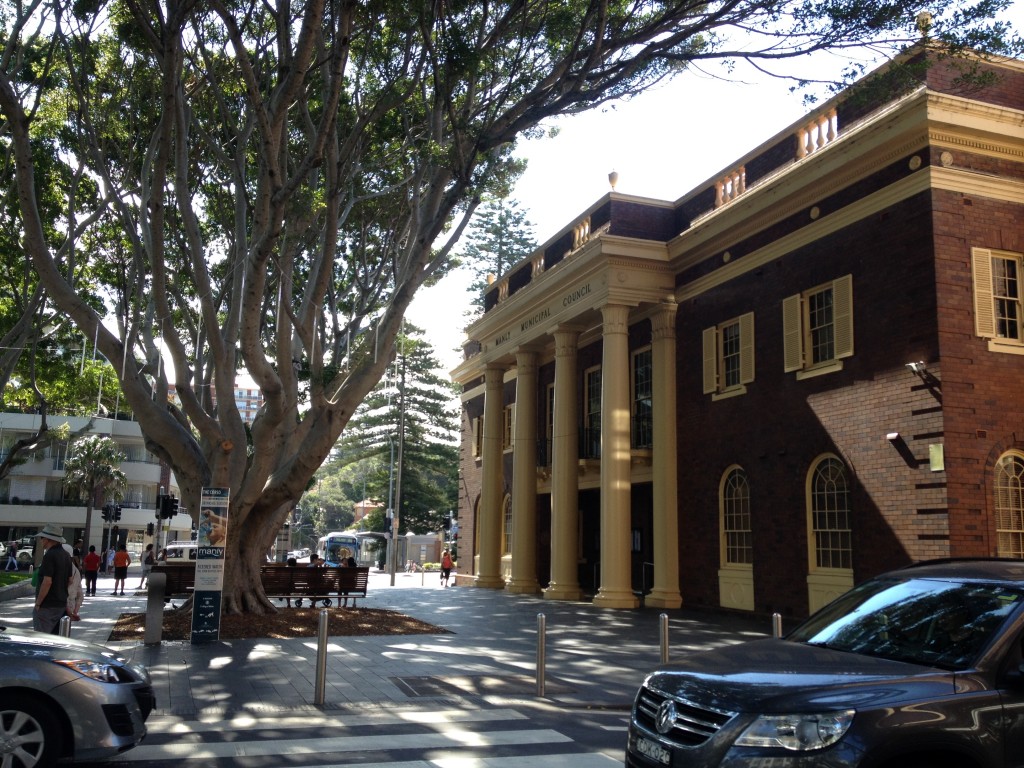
[82,545,101,596]
[138,544,155,588]
[4,541,17,571]
[31,524,71,634]
[112,545,131,596]
[440,549,454,587]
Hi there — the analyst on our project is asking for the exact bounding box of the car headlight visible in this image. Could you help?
[53,659,129,683]
[735,710,855,751]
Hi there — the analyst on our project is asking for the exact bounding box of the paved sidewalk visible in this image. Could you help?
[0,569,769,717]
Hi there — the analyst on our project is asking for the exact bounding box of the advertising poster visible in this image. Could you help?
[190,487,230,644]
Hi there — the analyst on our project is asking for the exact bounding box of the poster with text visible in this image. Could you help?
[191,487,230,644]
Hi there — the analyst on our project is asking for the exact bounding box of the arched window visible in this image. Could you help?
[473,496,481,559]
[995,451,1024,558]
[721,467,752,565]
[809,456,851,571]
[501,495,513,556]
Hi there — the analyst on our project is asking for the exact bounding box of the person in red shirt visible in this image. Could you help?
[82,545,101,596]
[441,549,454,587]
[112,545,131,596]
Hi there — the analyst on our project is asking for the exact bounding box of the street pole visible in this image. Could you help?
[156,486,164,556]
[388,332,407,587]
[386,437,395,585]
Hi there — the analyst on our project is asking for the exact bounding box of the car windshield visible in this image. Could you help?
[788,577,1024,670]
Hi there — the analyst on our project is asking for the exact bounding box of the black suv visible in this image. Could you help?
[626,559,1024,768]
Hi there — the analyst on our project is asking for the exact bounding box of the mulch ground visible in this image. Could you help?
[110,607,450,641]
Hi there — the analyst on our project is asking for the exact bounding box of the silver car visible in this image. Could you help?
[0,623,154,767]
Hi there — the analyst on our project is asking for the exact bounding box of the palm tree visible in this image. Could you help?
[64,435,128,548]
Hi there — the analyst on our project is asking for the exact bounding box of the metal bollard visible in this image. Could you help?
[659,613,669,664]
[314,609,329,705]
[772,612,783,639]
[58,615,71,638]
[536,613,546,697]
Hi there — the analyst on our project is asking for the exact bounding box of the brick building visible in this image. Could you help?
[451,50,1024,619]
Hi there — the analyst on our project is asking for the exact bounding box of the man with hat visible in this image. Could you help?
[32,524,72,634]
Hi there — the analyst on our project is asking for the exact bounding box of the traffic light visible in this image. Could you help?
[146,522,154,536]
[160,495,179,519]
[101,504,112,522]
[113,505,122,522]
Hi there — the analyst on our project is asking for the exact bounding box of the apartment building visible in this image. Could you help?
[0,414,186,555]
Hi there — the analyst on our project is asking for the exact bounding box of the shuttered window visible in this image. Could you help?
[973,247,1024,349]
[702,313,755,398]
[783,275,854,376]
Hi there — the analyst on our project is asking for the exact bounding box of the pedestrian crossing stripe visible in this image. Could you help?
[318,756,620,768]
[125,729,574,760]
[148,707,530,735]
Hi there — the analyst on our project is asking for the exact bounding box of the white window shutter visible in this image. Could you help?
[972,248,995,339]
[783,294,803,372]
[833,274,854,359]
[702,326,718,394]
[739,312,755,384]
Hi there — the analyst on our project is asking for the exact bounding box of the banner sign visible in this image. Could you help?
[190,487,230,644]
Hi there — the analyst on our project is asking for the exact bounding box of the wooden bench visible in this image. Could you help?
[150,564,196,598]
[261,565,369,608]
[149,564,369,607]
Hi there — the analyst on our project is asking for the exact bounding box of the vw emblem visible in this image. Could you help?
[655,700,677,734]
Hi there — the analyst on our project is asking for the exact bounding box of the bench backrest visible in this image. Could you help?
[151,564,196,595]
[259,565,369,593]
[149,563,369,596]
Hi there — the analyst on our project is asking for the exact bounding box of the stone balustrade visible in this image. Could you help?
[573,216,592,250]
[715,166,746,208]
[796,107,838,159]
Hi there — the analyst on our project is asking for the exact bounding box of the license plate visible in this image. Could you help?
[635,735,671,765]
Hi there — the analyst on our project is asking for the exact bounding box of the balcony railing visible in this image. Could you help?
[631,414,653,450]
[580,426,601,460]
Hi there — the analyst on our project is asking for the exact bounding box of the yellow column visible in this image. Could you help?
[507,348,540,593]
[544,328,582,601]
[594,303,639,608]
[646,303,682,609]
[476,364,505,588]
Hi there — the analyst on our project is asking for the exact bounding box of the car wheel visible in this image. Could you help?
[0,700,61,768]
[16,552,31,563]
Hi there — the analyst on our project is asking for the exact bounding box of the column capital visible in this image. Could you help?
[484,364,505,386]
[651,302,678,341]
[514,347,540,377]
[601,303,630,335]
[553,326,581,358]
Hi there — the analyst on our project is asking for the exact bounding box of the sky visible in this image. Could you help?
[407,2,1024,373]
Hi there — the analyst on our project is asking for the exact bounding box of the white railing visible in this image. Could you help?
[715,166,746,208]
[796,108,838,159]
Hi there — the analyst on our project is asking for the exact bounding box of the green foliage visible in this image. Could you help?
[4,358,127,417]
[333,324,459,534]
[460,199,537,314]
